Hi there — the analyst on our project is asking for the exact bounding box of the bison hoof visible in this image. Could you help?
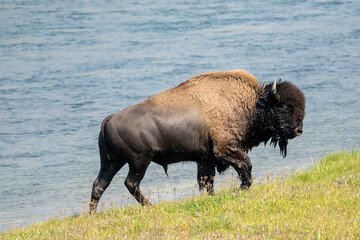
[89,209,96,215]
[207,188,215,196]
[89,201,98,215]
[240,181,251,190]
[240,185,249,190]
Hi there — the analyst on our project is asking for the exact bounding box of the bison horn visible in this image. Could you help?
[272,79,281,101]
[272,79,277,94]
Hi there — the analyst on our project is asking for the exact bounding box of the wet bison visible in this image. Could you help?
[89,70,305,214]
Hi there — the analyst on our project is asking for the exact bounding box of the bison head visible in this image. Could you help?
[258,79,306,157]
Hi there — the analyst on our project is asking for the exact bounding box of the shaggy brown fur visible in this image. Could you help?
[143,69,263,155]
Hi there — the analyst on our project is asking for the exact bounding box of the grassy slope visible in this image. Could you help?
[2,151,360,239]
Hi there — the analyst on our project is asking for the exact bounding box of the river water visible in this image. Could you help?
[1,0,359,231]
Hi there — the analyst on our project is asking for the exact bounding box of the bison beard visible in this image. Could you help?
[89,70,305,214]
[271,137,288,158]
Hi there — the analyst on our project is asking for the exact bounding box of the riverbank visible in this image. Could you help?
[2,151,359,239]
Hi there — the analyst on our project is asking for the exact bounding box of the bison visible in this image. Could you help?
[89,70,305,214]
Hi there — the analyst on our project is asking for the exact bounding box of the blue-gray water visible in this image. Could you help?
[1,0,359,231]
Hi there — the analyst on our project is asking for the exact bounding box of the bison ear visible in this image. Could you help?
[272,79,281,102]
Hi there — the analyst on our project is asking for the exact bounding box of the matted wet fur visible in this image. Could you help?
[90,70,305,213]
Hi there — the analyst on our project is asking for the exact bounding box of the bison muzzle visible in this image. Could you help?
[89,70,305,214]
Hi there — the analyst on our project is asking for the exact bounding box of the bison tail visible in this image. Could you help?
[100,115,113,162]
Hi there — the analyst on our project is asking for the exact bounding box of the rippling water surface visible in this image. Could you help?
[1,0,359,230]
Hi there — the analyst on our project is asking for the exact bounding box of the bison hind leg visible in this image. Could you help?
[124,160,152,206]
[90,133,126,214]
[90,159,125,214]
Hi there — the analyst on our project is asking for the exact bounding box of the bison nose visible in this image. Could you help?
[295,127,303,136]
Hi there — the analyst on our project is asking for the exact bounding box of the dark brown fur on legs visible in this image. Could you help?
[197,161,216,195]
[90,133,125,214]
[124,160,152,206]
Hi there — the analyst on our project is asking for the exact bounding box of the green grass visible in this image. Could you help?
[2,150,360,239]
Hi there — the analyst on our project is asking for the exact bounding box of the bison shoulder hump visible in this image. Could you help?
[198,69,259,89]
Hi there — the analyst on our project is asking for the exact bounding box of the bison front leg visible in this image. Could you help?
[197,161,216,195]
[223,152,252,189]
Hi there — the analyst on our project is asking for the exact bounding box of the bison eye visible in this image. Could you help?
[294,127,303,136]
